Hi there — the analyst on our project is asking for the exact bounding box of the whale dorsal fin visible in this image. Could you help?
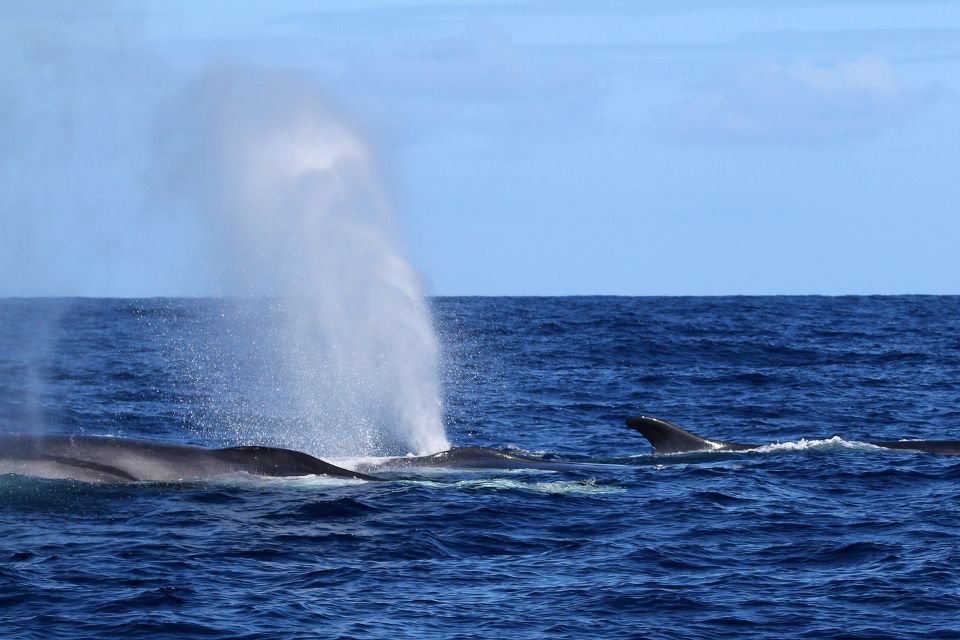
[625,415,755,453]
[215,446,382,481]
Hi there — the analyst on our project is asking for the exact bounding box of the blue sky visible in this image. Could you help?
[2,0,958,295]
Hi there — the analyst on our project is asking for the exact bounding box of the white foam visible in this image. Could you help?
[403,477,624,495]
[752,437,887,454]
[636,437,893,459]
[326,456,397,472]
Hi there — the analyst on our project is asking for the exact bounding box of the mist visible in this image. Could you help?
[158,67,449,457]
[1,6,450,455]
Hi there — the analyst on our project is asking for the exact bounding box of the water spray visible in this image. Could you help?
[165,67,449,457]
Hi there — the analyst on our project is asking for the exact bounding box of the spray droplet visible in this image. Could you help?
[161,66,449,457]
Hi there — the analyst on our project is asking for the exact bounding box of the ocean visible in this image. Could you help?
[1,296,959,639]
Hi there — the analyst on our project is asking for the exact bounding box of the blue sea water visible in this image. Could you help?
[1,296,959,639]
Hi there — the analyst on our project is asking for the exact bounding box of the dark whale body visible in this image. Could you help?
[363,446,612,472]
[0,435,602,484]
[0,434,380,483]
[626,415,960,456]
[12,413,953,484]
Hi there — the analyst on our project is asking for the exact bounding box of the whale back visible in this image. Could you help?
[0,434,379,482]
[213,446,380,480]
[626,415,960,456]
[867,440,960,455]
[368,446,605,471]
[625,416,758,453]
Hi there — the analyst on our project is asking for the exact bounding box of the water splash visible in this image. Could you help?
[754,437,895,454]
[163,67,449,457]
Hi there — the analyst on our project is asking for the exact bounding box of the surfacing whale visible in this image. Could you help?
[0,432,617,484]
[626,415,960,456]
[359,446,613,472]
[0,434,380,483]
[17,413,954,484]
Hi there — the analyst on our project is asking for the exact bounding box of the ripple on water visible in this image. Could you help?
[3,297,960,639]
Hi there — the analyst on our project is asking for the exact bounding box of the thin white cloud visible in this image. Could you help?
[658,55,936,144]
[784,56,901,96]
[322,27,601,147]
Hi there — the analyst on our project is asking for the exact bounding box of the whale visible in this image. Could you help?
[0,434,608,484]
[8,415,956,485]
[358,446,614,472]
[626,415,960,456]
[0,434,381,483]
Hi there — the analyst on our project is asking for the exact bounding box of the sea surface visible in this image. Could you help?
[1,296,959,639]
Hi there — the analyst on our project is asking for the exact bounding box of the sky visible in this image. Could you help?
[1,0,958,296]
